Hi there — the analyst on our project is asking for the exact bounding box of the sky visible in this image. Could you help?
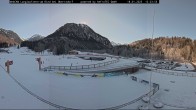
[0,0,196,44]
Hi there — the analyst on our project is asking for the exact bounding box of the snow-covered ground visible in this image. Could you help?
[0,47,148,109]
[141,59,195,71]
[174,63,195,71]
[0,68,55,109]
[131,70,196,109]
[1,47,196,109]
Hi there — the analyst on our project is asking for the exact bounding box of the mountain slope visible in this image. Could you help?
[46,23,112,49]
[28,34,44,41]
[0,28,22,44]
[21,23,112,54]
[110,41,121,46]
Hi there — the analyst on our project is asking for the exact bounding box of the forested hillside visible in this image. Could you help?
[124,37,196,61]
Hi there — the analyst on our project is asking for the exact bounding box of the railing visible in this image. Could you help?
[42,59,119,71]
[130,76,159,95]
[151,68,196,77]
[8,66,159,110]
[103,76,159,109]
[140,62,196,77]
[76,54,120,59]
[8,74,74,109]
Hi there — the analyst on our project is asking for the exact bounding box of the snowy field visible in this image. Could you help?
[131,70,196,109]
[0,47,196,109]
[0,47,149,109]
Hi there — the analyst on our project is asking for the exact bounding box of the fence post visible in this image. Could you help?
[153,89,155,95]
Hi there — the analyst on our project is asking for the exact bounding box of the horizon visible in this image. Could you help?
[0,0,196,44]
[2,22,196,44]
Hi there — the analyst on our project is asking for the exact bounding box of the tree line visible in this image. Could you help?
[21,40,67,55]
[128,37,196,61]
[21,36,196,62]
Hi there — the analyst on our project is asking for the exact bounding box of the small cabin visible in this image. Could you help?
[68,50,79,55]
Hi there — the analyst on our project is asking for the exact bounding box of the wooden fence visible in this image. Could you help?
[151,68,196,77]
[42,59,119,71]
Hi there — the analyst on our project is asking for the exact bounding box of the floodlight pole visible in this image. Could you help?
[149,8,155,108]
